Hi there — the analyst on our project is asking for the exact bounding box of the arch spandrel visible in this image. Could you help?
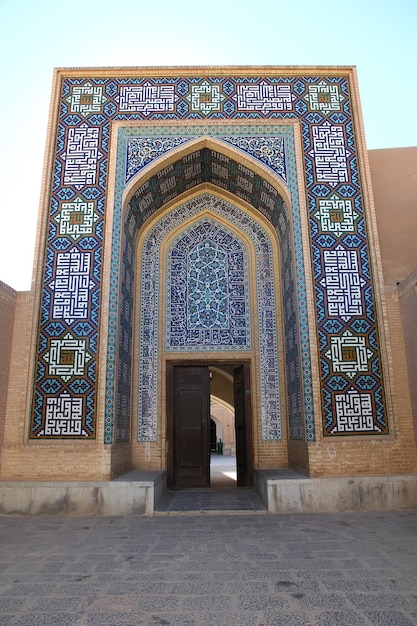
[123,146,291,237]
[122,133,293,213]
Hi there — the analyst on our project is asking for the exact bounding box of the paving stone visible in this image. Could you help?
[0,595,33,612]
[291,592,351,610]
[135,595,180,612]
[305,611,368,625]
[322,578,386,591]
[262,611,320,626]
[171,580,227,595]
[363,611,417,625]
[238,593,292,610]
[0,510,416,624]
[0,582,58,597]
[199,611,262,625]
[81,615,146,625]
[14,614,83,625]
[148,614,197,625]
[346,592,417,610]
[182,594,233,611]
[274,578,322,592]
[31,597,85,612]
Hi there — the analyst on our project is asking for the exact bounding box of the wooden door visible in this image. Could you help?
[173,366,210,488]
[234,364,253,487]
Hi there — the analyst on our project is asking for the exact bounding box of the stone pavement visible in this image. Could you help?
[1,510,417,625]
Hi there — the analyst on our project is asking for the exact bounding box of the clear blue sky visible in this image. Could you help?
[1,0,416,290]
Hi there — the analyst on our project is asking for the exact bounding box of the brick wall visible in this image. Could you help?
[369,147,417,285]
[0,289,113,481]
[398,269,417,445]
[0,281,17,456]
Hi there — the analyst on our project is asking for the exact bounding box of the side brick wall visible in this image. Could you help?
[0,287,112,480]
[0,281,17,454]
[398,269,417,445]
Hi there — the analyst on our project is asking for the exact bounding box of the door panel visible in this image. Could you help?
[234,364,253,487]
[173,366,210,488]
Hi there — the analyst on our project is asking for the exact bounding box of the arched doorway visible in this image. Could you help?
[111,137,309,482]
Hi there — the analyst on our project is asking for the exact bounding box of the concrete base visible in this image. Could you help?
[1,470,416,515]
[0,470,166,516]
[254,469,417,513]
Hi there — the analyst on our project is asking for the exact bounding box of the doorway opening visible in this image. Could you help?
[209,403,237,489]
[210,452,237,488]
[166,362,253,490]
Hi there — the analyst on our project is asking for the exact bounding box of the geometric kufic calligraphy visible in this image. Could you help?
[62,123,102,189]
[53,196,99,241]
[42,332,92,382]
[41,392,87,436]
[304,80,345,116]
[186,81,225,116]
[320,246,365,321]
[234,81,295,114]
[309,122,351,186]
[65,81,107,118]
[325,330,373,379]
[314,194,359,237]
[49,248,95,325]
[333,388,377,433]
[116,83,178,115]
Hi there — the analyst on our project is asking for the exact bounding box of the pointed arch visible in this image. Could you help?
[104,124,315,452]
[134,193,282,443]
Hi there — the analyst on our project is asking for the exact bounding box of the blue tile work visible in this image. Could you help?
[30,72,388,443]
[113,130,306,443]
[167,219,251,349]
[112,124,308,441]
[135,197,282,441]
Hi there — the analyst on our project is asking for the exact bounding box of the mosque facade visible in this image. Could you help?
[0,67,416,512]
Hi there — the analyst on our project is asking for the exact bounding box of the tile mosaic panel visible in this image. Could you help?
[167,220,251,349]
[30,71,388,441]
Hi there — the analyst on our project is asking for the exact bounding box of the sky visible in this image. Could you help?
[0,0,416,291]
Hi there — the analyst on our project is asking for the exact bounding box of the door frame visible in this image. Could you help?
[166,359,253,489]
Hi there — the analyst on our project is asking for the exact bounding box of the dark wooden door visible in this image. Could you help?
[173,366,210,488]
[234,364,253,487]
